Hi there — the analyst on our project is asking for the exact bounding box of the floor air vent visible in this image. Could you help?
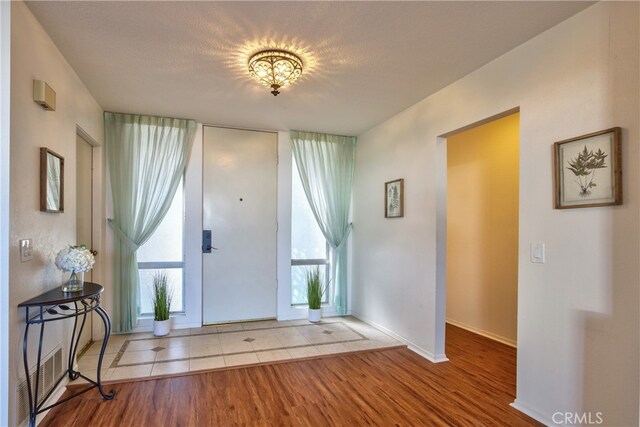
[17,347,63,426]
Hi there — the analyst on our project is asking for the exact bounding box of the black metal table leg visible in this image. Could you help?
[67,301,86,380]
[32,321,45,427]
[94,306,116,400]
[22,315,35,427]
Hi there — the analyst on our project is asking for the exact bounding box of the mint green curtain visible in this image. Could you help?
[105,112,196,333]
[290,131,356,315]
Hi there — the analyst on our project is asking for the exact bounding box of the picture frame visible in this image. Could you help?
[40,147,64,213]
[553,127,621,209]
[385,178,404,218]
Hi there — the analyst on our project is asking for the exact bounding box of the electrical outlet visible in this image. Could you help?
[19,239,33,262]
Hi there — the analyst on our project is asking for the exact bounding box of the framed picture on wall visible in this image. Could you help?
[385,178,404,218]
[40,147,64,213]
[553,127,622,209]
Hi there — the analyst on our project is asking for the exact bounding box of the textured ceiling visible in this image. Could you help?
[26,1,592,136]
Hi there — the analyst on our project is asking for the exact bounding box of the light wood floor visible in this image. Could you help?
[42,324,540,426]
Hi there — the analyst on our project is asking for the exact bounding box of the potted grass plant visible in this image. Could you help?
[151,272,173,336]
[306,267,326,323]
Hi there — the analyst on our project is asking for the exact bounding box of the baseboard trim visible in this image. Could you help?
[446,319,517,348]
[351,312,448,363]
[510,400,553,426]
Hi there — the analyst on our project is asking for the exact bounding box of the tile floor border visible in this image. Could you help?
[109,320,368,369]
[115,337,370,368]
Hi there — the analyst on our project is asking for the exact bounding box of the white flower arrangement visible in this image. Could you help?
[55,245,95,273]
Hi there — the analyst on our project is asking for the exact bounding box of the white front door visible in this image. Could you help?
[202,126,277,324]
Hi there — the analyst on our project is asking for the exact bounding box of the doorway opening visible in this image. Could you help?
[435,109,520,370]
[445,111,520,349]
[436,109,521,399]
[76,131,94,350]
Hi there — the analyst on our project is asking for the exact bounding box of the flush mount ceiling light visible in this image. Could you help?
[248,49,303,96]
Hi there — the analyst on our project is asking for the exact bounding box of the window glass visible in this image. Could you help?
[291,264,329,305]
[137,183,184,263]
[291,158,329,305]
[139,268,184,315]
[138,180,184,314]
[291,160,326,260]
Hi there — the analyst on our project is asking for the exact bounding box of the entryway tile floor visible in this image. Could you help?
[72,316,402,384]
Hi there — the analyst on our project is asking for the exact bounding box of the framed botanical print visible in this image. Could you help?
[385,178,404,218]
[553,127,622,209]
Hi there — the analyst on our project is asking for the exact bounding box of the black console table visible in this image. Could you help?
[18,282,115,427]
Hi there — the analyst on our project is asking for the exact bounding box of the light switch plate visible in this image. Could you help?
[20,239,33,262]
[530,242,545,264]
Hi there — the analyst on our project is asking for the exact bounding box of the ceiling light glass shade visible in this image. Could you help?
[248,50,303,96]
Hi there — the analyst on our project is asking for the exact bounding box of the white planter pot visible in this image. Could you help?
[154,319,171,336]
[308,308,322,323]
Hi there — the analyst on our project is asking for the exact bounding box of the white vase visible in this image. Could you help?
[308,308,322,323]
[154,319,171,336]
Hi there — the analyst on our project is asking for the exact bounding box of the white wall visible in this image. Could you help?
[352,2,638,425]
[276,131,295,319]
[0,2,11,425]
[9,2,104,425]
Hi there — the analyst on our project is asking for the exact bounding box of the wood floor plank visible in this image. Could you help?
[42,324,541,426]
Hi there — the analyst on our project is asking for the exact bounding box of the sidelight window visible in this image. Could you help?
[137,179,185,315]
[291,158,330,305]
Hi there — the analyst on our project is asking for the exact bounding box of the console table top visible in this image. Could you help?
[18,282,103,307]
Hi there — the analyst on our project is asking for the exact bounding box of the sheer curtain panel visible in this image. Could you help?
[105,112,196,332]
[290,131,356,315]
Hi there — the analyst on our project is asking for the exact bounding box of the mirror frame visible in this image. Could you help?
[40,147,64,213]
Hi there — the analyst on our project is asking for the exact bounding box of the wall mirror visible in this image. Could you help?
[40,147,64,212]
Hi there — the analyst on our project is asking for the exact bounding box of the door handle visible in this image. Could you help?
[202,230,218,253]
